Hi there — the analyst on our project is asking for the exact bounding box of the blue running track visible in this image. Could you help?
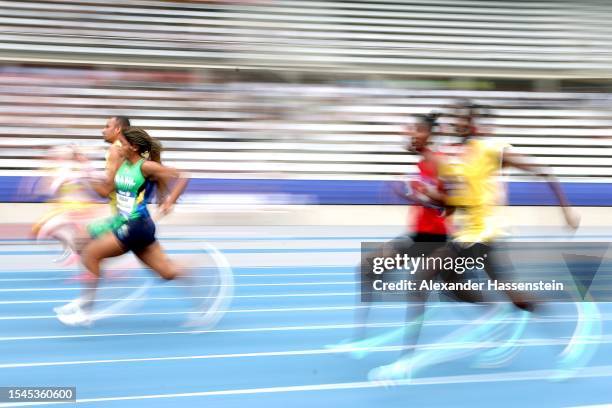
[0,227,610,408]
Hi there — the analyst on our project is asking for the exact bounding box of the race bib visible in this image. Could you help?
[116,191,135,216]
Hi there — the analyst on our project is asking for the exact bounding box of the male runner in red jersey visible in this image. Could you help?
[355,113,450,342]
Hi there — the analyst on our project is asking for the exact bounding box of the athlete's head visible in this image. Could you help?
[406,112,439,152]
[102,116,130,144]
[455,100,477,140]
[122,127,167,203]
[122,127,162,164]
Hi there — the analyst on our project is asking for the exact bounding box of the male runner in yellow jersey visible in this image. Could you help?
[417,105,578,308]
[427,105,578,244]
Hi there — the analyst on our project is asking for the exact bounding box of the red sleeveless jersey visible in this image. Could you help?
[411,157,448,235]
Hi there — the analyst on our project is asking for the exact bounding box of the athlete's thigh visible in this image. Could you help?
[134,242,177,280]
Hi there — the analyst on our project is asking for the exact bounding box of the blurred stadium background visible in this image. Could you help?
[2,0,612,213]
[1,1,612,407]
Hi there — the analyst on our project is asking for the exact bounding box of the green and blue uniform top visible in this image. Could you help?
[87,159,154,238]
[114,159,153,220]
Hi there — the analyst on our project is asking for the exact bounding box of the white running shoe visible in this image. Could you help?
[56,306,92,327]
[53,297,86,315]
[368,360,412,384]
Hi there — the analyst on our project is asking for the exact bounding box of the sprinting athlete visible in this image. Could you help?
[52,116,132,276]
[427,104,578,279]
[31,146,98,264]
[32,116,130,246]
[351,113,450,346]
[56,127,188,326]
[100,115,131,212]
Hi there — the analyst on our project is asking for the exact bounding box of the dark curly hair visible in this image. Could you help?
[122,127,167,203]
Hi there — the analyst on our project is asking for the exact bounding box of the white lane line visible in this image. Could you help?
[0,304,406,320]
[0,292,359,305]
[0,346,399,370]
[0,272,354,282]
[0,306,607,325]
[0,321,407,342]
[0,309,608,343]
[0,265,350,275]
[0,260,357,276]
[1,334,611,370]
[2,365,612,407]
[0,281,354,292]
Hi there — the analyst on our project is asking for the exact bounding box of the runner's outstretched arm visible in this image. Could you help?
[502,151,579,229]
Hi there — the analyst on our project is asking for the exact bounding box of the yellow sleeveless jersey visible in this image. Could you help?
[105,139,123,212]
[437,139,508,243]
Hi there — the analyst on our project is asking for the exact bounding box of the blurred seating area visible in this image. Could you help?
[0,0,611,78]
[1,66,612,181]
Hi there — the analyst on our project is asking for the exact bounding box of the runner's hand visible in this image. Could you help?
[159,198,174,217]
[563,208,580,230]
